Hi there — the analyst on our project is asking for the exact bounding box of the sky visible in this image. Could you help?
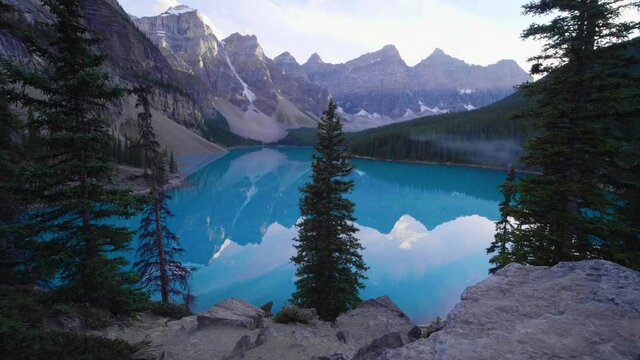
[116,0,637,71]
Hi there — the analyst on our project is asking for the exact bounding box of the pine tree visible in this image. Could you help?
[487,168,516,274]
[506,0,640,266]
[291,99,368,321]
[4,0,146,312]
[169,151,178,174]
[133,87,191,304]
[0,68,24,284]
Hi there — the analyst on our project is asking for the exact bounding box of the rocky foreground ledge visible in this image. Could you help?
[97,260,640,359]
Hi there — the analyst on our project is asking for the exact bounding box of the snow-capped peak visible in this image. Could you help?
[161,5,196,16]
[355,109,371,118]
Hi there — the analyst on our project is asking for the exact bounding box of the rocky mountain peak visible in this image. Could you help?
[305,53,324,65]
[346,44,406,70]
[379,44,400,57]
[494,59,522,70]
[160,4,197,17]
[429,48,447,57]
[274,51,299,65]
[223,33,265,60]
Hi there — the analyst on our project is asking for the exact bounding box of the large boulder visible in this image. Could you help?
[378,260,640,359]
[197,298,266,330]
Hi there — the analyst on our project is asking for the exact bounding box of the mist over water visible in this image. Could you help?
[410,133,525,167]
[118,147,509,323]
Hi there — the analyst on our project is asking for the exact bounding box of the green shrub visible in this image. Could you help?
[273,304,312,324]
[0,318,134,360]
[0,285,136,358]
[149,301,192,320]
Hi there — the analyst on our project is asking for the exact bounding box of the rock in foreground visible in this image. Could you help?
[124,296,415,360]
[379,260,640,360]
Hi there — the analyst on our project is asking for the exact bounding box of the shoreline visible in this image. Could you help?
[171,145,541,181]
[350,154,541,175]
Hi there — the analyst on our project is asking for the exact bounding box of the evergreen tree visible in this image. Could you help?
[169,151,178,174]
[0,68,24,285]
[4,0,146,312]
[291,99,368,321]
[506,0,640,266]
[487,168,517,274]
[133,87,191,304]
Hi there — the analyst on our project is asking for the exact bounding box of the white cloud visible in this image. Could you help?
[152,0,180,14]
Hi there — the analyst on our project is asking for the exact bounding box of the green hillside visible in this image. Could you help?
[347,91,534,168]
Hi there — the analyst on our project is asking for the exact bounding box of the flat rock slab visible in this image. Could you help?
[197,298,265,330]
[379,260,640,360]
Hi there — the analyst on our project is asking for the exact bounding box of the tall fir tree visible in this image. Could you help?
[133,87,191,304]
[169,151,178,174]
[506,0,640,266]
[291,99,368,321]
[487,168,517,274]
[4,0,146,312]
[0,67,25,285]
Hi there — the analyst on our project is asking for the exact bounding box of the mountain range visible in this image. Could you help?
[0,0,532,150]
[131,4,531,138]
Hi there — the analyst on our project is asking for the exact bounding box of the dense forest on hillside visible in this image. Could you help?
[348,92,532,167]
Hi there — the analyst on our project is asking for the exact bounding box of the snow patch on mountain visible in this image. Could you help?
[458,88,476,95]
[464,103,477,111]
[221,41,257,104]
[161,5,196,16]
[419,101,449,115]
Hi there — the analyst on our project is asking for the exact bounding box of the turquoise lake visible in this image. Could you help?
[123,146,509,324]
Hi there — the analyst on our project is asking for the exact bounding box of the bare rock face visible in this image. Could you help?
[133,6,242,108]
[133,10,325,142]
[378,260,640,360]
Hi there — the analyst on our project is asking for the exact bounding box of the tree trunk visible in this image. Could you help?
[154,195,169,303]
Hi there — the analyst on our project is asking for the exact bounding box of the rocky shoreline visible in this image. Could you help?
[115,165,186,195]
[85,260,639,360]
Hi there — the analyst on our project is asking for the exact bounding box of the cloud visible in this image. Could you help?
[152,0,180,13]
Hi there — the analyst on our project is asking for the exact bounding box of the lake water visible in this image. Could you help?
[124,147,509,324]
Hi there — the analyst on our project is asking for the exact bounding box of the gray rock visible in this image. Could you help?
[336,330,347,343]
[407,326,422,341]
[255,329,267,347]
[230,335,253,358]
[166,315,198,335]
[352,332,403,360]
[300,308,319,321]
[312,354,348,360]
[359,296,407,317]
[379,260,640,360]
[197,298,266,330]
[157,351,179,360]
[260,301,273,316]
